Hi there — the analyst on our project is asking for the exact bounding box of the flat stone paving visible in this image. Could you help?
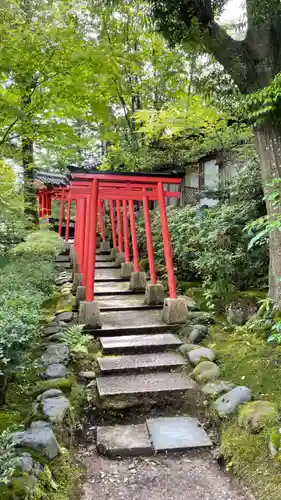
[98,352,187,373]
[96,424,152,457]
[96,255,112,262]
[147,417,212,452]
[95,268,127,281]
[97,372,197,397]
[96,294,160,311]
[99,309,169,333]
[100,333,182,354]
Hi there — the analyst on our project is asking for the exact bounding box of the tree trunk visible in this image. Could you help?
[255,120,281,307]
[22,136,39,226]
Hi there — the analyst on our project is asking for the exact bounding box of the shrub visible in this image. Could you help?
[0,229,61,405]
[136,160,268,309]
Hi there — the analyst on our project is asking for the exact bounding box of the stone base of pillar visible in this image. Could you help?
[96,235,101,249]
[120,262,134,279]
[115,252,125,267]
[75,285,86,308]
[110,247,120,261]
[63,241,71,253]
[73,273,84,293]
[100,241,111,253]
[129,271,146,292]
[78,301,101,328]
[145,283,165,305]
[162,297,188,324]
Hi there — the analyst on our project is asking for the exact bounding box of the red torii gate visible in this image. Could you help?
[56,170,188,326]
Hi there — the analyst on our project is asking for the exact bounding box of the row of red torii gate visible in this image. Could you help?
[36,169,188,327]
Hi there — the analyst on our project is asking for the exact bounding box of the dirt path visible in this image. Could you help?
[74,444,255,500]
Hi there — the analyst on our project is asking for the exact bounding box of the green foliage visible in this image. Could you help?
[0,429,19,485]
[62,324,91,358]
[137,160,267,309]
[0,230,59,403]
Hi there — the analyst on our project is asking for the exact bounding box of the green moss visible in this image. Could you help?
[0,410,22,432]
[270,428,281,450]
[32,377,74,397]
[211,316,281,500]
[221,422,281,500]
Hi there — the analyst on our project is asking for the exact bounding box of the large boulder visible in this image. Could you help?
[11,421,59,459]
[213,386,252,416]
[55,311,73,322]
[186,311,214,325]
[192,361,221,383]
[238,400,278,433]
[188,347,216,366]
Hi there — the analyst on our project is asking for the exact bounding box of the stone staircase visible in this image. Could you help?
[87,249,212,456]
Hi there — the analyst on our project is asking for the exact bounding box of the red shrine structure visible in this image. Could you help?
[36,169,188,326]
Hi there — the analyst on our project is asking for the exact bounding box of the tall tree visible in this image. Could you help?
[145,0,281,306]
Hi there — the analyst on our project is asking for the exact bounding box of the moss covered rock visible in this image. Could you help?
[238,400,278,433]
[192,360,221,383]
[178,343,198,357]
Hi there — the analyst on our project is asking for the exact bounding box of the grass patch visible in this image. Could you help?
[210,319,281,500]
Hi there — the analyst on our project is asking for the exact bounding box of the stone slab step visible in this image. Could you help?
[97,352,187,374]
[97,372,197,398]
[96,294,161,312]
[91,309,174,335]
[94,281,139,296]
[97,417,212,457]
[96,424,152,457]
[100,333,182,354]
[95,262,119,269]
[96,255,112,262]
[147,416,212,451]
[95,268,128,282]
[96,248,111,255]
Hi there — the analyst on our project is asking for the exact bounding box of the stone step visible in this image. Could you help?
[97,372,197,398]
[91,309,175,335]
[95,268,128,282]
[94,281,138,296]
[100,333,182,354]
[97,352,187,374]
[96,255,112,262]
[95,262,119,269]
[97,294,161,312]
[96,417,212,457]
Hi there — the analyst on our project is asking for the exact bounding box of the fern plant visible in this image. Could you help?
[62,324,91,357]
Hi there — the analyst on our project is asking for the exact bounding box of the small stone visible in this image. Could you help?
[43,325,61,336]
[188,347,216,366]
[42,363,67,379]
[79,371,96,380]
[43,395,70,423]
[56,312,73,322]
[12,422,59,459]
[193,361,221,383]
[201,381,234,397]
[39,389,63,400]
[19,452,33,473]
[238,400,278,433]
[49,332,65,342]
[213,386,252,416]
[186,312,214,325]
[178,344,198,357]
[188,325,209,343]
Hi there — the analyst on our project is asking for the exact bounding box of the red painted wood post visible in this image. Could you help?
[37,192,41,218]
[129,200,140,272]
[83,194,91,285]
[99,199,106,242]
[122,199,130,262]
[86,179,99,302]
[109,200,117,248]
[58,190,65,236]
[74,200,79,250]
[65,194,71,241]
[142,192,157,284]
[116,200,123,252]
[157,181,177,299]
[79,197,86,274]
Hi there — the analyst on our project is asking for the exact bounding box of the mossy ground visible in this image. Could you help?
[210,317,281,500]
